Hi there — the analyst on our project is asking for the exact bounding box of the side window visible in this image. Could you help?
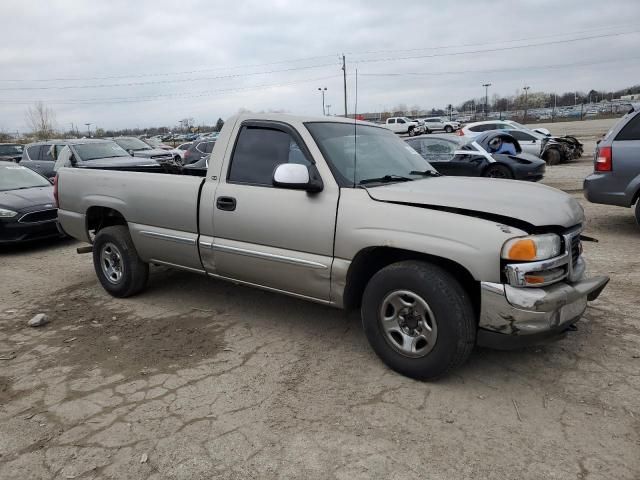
[421,139,456,161]
[26,145,41,160]
[397,118,406,124]
[388,119,396,124]
[616,113,640,141]
[228,126,312,186]
[509,131,534,141]
[42,144,57,161]
[405,140,421,155]
[53,146,72,172]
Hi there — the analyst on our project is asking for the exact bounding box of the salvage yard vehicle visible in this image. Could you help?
[112,137,175,163]
[383,117,422,136]
[405,132,545,181]
[0,161,62,244]
[584,107,640,225]
[53,139,166,172]
[0,143,24,163]
[419,117,460,134]
[56,114,609,379]
[20,140,70,178]
[459,120,583,164]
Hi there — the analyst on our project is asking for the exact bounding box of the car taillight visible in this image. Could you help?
[457,129,464,136]
[53,174,59,207]
[595,146,612,172]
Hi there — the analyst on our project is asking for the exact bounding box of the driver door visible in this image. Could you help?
[211,122,339,301]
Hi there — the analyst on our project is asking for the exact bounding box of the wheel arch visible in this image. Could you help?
[342,246,480,319]
[85,206,128,241]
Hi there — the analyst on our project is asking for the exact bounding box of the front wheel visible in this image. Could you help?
[408,128,415,137]
[445,126,453,133]
[634,198,640,227]
[544,149,562,165]
[93,225,149,298]
[483,164,514,179]
[361,261,476,380]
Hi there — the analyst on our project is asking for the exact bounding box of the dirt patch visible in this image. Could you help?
[5,284,229,380]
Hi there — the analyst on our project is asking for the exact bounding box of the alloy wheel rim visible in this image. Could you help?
[379,290,438,358]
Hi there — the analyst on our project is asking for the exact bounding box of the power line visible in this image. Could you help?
[350,30,640,64]
[0,62,340,91]
[358,55,640,77]
[0,74,342,106]
[0,22,636,84]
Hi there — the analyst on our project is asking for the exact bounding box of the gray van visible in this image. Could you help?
[584,107,640,224]
[20,140,69,178]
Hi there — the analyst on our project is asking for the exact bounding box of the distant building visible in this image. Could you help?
[620,94,640,101]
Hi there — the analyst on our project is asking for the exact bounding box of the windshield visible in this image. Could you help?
[306,122,436,186]
[0,164,50,191]
[0,144,23,155]
[114,137,151,151]
[74,142,130,161]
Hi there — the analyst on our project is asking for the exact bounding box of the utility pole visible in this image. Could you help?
[326,104,331,116]
[341,54,347,117]
[482,83,491,119]
[84,123,92,137]
[552,93,557,123]
[317,87,327,115]
[523,86,530,123]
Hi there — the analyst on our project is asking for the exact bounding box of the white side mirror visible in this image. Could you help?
[273,163,310,188]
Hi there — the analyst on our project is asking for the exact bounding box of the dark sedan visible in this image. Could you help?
[182,140,215,165]
[405,132,545,181]
[0,161,62,244]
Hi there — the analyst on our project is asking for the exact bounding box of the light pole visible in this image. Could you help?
[317,87,327,115]
[523,86,530,123]
[326,104,331,116]
[84,123,92,137]
[482,83,491,119]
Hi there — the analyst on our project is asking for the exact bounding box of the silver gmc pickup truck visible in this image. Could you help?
[56,114,609,379]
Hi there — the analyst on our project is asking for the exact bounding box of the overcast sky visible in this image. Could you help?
[1,0,639,132]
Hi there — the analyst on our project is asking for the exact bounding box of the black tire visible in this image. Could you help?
[634,198,640,227]
[408,127,415,137]
[483,164,514,179]
[445,125,453,133]
[92,225,149,298]
[361,261,476,380]
[424,127,431,134]
[544,149,562,166]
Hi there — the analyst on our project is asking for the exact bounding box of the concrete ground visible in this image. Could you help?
[1,119,638,479]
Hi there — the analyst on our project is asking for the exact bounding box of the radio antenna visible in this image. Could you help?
[352,68,358,187]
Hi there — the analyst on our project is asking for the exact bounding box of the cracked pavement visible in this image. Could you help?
[1,122,639,479]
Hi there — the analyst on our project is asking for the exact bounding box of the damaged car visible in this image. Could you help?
[459,120,583,164]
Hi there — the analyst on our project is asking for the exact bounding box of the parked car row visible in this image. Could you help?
[382,117,461,136]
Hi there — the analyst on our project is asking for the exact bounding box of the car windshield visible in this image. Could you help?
[114,138,151,151]
[74,142,130,161]
[306,122,436,186]
[0,144,23,155]
[0,163,50,191]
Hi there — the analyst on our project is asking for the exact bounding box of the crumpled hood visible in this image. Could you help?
[0,186,54,211]
[365,176,584,229]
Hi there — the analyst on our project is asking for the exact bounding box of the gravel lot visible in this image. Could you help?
[1,118,638,480]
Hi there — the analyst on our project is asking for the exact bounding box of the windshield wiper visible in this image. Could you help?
[359,175,414,185]
[409,170,442,177]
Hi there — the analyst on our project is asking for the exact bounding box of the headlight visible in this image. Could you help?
[0,208,18,218]
[501,234,561,261]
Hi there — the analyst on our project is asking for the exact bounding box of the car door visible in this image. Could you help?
[20,144,42,172]
[413,138,470,176]
[210,121,339,301]
[396,118,408,133]
[508,130,540,156]
[612,112,640,201]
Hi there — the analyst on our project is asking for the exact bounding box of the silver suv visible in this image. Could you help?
[584,108,640,224]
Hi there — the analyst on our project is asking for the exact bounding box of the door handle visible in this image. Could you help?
[216,196,236,211]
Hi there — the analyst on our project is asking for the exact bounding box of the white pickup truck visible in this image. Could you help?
[420,117,460,134]
[55,114,608,379]
[383,117,422,136]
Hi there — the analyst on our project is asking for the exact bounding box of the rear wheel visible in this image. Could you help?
[445,125,453,133]
[361,261,476,380]
[93,226,149,298]
[544,149,562,165]
[483,164,513,179]
[634,198,640,226]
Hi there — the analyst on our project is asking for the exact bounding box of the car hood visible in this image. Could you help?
[132,148,172,158]
[365,176,583,229]
[79,156,159,168]
[0,186,54,211]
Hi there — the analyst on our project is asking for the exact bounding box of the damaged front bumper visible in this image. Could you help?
[476,275,609,349]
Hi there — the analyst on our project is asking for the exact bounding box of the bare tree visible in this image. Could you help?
[25,101,57,140]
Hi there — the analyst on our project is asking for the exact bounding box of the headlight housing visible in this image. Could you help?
[0,208,18,218]
[501,234,561,262]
